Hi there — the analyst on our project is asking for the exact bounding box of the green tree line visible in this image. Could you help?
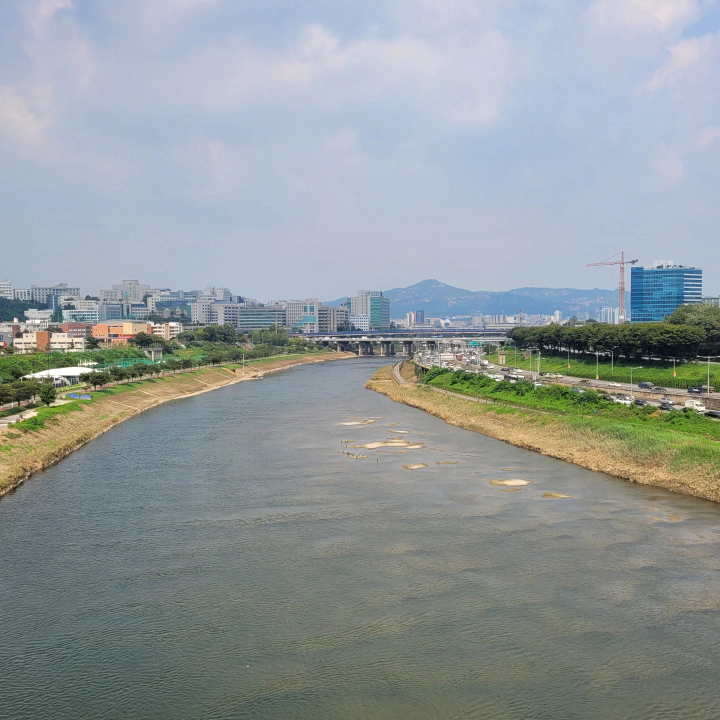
[508,304,720,360]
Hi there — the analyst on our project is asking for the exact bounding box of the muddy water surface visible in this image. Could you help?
[1,358,720,719]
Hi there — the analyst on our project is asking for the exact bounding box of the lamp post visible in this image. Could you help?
[527,348,537,378]
[611,346,618,376]
[595,351,599,380]
[630,366,642,389]
[567,347,571,372]
[697,356,716,399]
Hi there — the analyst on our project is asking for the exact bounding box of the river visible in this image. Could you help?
[1,358,720,719]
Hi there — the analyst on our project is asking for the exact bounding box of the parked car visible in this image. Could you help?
[705,410,720,419]
[634,399,649,407]
[687,387,703,394]
[638,382,654,390]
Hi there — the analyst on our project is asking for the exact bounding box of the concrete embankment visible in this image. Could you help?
[0,352,355,500]
[366,365,720,504]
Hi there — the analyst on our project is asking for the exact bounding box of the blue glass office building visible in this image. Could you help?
[630,262,702,322]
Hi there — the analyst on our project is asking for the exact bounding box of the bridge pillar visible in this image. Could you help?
[403,341,413,356]
[359,341,374,356]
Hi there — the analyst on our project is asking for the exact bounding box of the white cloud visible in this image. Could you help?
[590,0,698,33]
[0,86,44,146]
[697,126,720,147]
[645,34,716,91]
[19,0,73,38]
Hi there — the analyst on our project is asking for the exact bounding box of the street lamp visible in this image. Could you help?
[611,346,618,376]
[595,351,599,380]
[697,356,717,399]
[527,348,538,377]
[630,366,642,388]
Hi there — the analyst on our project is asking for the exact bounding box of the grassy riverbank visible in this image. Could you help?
[367,365,720,503]
[0,352,355,499]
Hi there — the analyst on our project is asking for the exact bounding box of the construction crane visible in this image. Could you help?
[587,251,638,324]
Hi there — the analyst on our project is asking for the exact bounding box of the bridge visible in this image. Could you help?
[305,330,508,356]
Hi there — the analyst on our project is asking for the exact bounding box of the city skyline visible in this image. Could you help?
[1,1,719,298]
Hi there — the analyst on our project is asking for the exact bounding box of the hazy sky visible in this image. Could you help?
[1,0,719,299]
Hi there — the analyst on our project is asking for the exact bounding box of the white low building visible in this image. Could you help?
[23,367,97,387]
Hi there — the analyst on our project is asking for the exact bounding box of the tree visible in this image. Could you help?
[39,382,57,407]
[86,336,101,350]
[129,332,156,348]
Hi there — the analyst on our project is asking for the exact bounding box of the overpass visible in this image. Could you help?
[305,330,508,356]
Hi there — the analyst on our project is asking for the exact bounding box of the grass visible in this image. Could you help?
[13,400,87,433]
[488,351,718,389]
[424,368,720,445]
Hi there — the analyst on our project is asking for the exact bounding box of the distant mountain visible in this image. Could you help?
[383,279,621,318]
[326,279,622,318]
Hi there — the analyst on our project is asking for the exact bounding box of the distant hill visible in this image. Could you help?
[327,279,622,318]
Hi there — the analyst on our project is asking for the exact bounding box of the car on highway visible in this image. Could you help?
[654,387,668,394]
[638,382,654,390]
[688,387,703,394]
[633,399,649,407]
[659,402,674,412]
[705,410,720,419]
[533,381,543,387]
[578,379,591,385]
[608,382,621,387]
[614,394,632,405]
[659,397,675,405]
[570,388,585,394]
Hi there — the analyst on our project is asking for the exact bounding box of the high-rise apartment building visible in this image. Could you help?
[630,261,702,322]
[345,291,390,330]
[598,307,619,324]
[0,281,12,300]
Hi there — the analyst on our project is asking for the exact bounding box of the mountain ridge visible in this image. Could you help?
[327,279,622,318]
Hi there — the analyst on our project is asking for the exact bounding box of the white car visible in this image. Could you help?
[533,381,543,387]
[614,395,633,405]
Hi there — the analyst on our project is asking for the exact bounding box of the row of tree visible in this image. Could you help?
[508,304,720,360]
[0,379,56,407]
[508,323,706,360]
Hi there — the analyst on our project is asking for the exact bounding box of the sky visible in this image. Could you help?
[1,0,719,300]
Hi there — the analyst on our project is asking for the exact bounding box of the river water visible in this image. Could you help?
[2,358,720,719]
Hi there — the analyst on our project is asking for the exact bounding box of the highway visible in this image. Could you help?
[415,352,720,412]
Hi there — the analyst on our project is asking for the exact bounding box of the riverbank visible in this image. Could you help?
[366,365,720,503]
[0,352,355,499]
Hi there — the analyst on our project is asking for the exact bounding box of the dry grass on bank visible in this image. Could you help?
[366,366,720,504]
